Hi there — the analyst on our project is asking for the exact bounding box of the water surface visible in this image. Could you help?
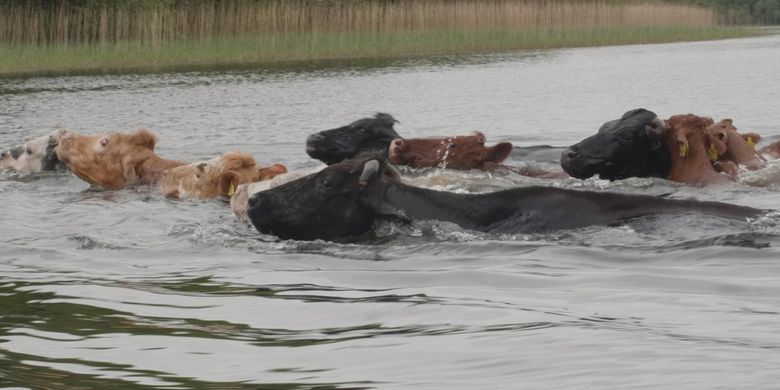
[2,35,780,389]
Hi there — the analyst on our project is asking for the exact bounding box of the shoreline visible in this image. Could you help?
[0,26,758,79]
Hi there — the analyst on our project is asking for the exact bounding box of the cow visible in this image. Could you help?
[663,114,732,186]
[760,140,780,159]
[246,155,761,241]
[708,119,767,170]
[1,129,69,174]
[560,109,669,180]
[387,132,513,171]
[160,151,287,199]
[55,128,186,189]
[306,113,401,165]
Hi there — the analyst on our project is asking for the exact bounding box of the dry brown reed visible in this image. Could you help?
[0,0,717,47]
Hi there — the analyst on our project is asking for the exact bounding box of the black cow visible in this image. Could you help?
[247,156,760,241]
[560,109,670,180]
[306,113,401,165]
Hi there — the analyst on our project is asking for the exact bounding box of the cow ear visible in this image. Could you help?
[121,155,139,183]
[220,171,240,197]
[677,135,690,158]
[257,163,287,180]
[132,129,157,150]
[741,132,761,148]
[485,142,513,163]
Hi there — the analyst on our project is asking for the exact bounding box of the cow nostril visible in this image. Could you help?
[563,149,579,160]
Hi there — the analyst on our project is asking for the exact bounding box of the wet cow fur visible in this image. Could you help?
[160,151,287,199]
[246,156,761,241]
[55,128,186,189]
[0,129,69,174]
[388,132,513,171]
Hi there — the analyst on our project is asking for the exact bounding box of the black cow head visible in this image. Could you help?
[560,109,669,180]
[247,155,401,241]
[306,113,401,165]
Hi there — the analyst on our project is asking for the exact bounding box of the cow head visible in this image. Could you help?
[560,109,668,180]
[160,151,286,199]
[1,128,69,174]
[55,128,158,189]
[306,113,401,165]
[708,119,767,170]
[388,131,512,170]
[247,155,400,240]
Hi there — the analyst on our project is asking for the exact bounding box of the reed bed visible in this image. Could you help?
[0,0,753,76]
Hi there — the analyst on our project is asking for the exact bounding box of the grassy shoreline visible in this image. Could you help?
[0,26,756,78]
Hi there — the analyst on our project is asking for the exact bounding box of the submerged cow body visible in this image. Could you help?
[1,129,69,174]
[55,128,186,189]
[247,156,760,241]
[561,109,669,180]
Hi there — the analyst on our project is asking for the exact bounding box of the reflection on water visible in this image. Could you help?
[2,35,780,389]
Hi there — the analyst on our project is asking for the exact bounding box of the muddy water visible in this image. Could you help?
[2,35,780,389]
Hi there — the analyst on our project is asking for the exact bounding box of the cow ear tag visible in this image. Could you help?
[747,136,756,150]
[678,144,688,158]
[227,181,236,197]
[708,143,719,162]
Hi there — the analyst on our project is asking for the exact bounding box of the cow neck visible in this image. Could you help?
[136,154,186,185]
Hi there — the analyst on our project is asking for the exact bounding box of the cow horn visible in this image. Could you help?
[359,160,380,188]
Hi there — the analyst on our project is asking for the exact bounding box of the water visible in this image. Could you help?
[2,35,780,389]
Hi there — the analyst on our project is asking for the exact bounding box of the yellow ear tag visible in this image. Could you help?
[679,144,688,158]
[747,136,756,149]
[708,143,719,162]
[227,182,235,197]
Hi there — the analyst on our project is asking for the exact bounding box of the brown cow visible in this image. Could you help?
[388,132,513,170]
[160,151,287,199]
[759,140,780,159]
[664,114,732,186]
[709,119,766,170]
[55,128,186,189]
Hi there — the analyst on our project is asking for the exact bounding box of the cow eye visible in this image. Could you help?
[100,138,108,147]
[616,134,634,145]
[26,147,33,155]
[321,178,331,188]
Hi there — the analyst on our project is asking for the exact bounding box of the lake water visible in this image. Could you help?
[2,35,780,389]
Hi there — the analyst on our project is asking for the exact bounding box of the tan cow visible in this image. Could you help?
[55,128,186,189]
[664,114,732,186]
[709,119,766,170]
[160,151,287,199]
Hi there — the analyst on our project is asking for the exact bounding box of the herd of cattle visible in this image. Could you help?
[2,108,779,240]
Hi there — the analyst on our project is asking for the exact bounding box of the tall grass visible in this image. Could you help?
[0,0,753,76]
[0,0,720,46]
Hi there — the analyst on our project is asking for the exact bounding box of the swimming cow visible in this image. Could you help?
[560,108,669,180]
[246,156,761,241]
[306,112,401,165]
[0,129,69,174]
[55,128,186,189]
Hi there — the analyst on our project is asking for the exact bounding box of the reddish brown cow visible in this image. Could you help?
[55,128,186,189]
[388,132,513,171]
[759,140,780,159]
[709,119,766,170]
[160,151,287,199]
[664,114,732,186]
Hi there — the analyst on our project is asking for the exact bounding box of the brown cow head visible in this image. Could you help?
[709,119,766,170]
[160,151,287,199]
[388,132,512,170]
[55,128,159,189]
[664,114,732,185]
